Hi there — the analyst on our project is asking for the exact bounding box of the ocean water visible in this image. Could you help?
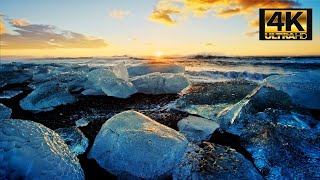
[2,56,320,83]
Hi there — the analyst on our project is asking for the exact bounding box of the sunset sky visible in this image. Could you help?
[0,0,319,57]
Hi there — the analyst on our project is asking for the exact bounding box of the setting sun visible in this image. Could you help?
[155,51,162,57]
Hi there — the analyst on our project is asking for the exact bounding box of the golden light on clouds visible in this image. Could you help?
[149,0,299,25]
[149,0,180,25]
[249,19,259,27]
[218,8,243,17]
[0,19,107,49]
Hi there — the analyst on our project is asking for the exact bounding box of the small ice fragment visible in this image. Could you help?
[0,90,23,99]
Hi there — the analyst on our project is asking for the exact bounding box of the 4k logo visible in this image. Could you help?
[259,9,312,40]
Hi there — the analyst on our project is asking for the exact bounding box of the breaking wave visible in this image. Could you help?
[186,56,320,69]
[186,70,276,82]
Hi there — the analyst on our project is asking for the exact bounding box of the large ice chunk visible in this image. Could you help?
[108,63,129,81]
[86,68,137,98]
[88,110,188,179]
[0,63,32,85]
[128,63,185,77]
[0,119,84,179]
[31,64,91,92]
[31,65,60,82]
[20,81,76,112]
[131,72,189,94]
[0,103,12,119]
[266,71,320,109]
[0,70,32,85]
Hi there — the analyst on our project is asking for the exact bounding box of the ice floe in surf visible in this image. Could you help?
[17,63,190,111]
[85,68,137,98]
[131,72,189,95]
[185,70,273,83]
[128,63,185,77]
[30,64,91,92]
[108,63,129,81]
[0,69,32,85]
[20,81,76,112]
[266,71,320,109]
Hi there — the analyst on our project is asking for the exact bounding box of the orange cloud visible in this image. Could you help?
[185,0,229,8]
[149,1,181,25]
[149,9,179,25]
[249,19,259,27]
[218,8,243,16]
[1,19,107,49]
[109,10,131,19]
[0,14,5,34]
[185,0,298,14]
[150,0,299,25]
[0,23,5,34]
[238,0,298,10]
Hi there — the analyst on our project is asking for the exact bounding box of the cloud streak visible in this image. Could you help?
[1,19,107,49]
[218,8,243,16]
[109,10,131,19]
[246,30,259,37]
